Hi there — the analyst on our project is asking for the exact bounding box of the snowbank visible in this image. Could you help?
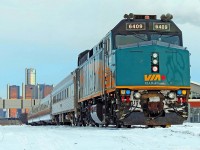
[0,123,199,150]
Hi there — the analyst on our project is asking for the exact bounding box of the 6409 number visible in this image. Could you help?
[126,23,146,30]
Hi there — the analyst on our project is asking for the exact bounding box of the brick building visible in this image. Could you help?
[7,85,21,118]
[38,84,53,99]
[23,84,53,113]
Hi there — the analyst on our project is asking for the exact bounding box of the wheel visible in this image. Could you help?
[104,123,109,127]
[125,125,131,128]
[161,125,171,128]
[147,125,154,128]
[116,123,122,128]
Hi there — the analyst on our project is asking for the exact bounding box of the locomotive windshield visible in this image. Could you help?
[115,33,181,48]
[116,34,148,47]
[151,34,180,45]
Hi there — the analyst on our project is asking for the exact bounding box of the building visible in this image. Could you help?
[22,84,36,113]
[38,84,53,99]
[25,68,53,98]
[0,109,6,118]
[0,97,6,118]
[0,109,4,118]
[23,84,53,100]
[4,68,53,117]
[24,68,36,113]
[22,83,53,113]
[7,84,21,118]
[23,68,53,113]
[188,82,200,122]
[25,68,36,85]
[25,84,37,100]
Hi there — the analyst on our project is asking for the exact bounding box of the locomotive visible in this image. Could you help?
[28,13,190,127]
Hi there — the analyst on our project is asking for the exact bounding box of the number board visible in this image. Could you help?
[153,23,170,31]
[126,23,146,30]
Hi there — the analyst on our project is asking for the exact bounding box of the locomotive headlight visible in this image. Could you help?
[126,90,131,95]
[152,66,158,72]
[151,53,159,73]
[152,59,158,65]
[177,90,182,95]
[168,92,175,99]
[152,53,158,58]
[120,90,126,95]
[134,92,141,99]
[182,90,187,95]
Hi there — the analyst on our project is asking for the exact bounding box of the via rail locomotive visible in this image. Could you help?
[28,13,190,127]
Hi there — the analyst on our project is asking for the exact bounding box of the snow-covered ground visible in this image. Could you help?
[0,123,199,150]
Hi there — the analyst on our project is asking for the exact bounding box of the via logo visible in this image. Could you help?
[144,74,166,81]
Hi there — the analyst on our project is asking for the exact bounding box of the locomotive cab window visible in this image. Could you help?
[151,34,180,46]
[115,34,148,48]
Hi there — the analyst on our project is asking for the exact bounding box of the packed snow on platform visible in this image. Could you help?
[0,123,199,150]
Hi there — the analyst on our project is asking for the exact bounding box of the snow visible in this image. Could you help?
[0,123,199,150]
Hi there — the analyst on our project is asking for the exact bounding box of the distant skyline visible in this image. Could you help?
[0,0,200,98]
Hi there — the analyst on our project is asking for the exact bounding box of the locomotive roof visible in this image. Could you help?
[111,16,181,34]
[77,13,182,66]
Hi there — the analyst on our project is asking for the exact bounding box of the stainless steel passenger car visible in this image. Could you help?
[51,70,78,125]
[28,95,52,125]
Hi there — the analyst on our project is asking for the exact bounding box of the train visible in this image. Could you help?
[28,13,190,127]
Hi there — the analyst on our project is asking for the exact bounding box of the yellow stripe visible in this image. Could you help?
[105,88,116,93]
[78,92,103,102]
[78,86,190,102]
[116,86,191,90]
[78,89,116,103]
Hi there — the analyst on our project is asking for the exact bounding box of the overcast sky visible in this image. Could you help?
[0,0,200,98]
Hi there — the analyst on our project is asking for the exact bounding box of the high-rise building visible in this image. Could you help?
[44,84,53,97]
[23,84,53,113]
[37,84,53,99]
[25,84,37,100]
[23,84,36,113]
[23,68,53,114]
[24,84,53,100]
[7,84,21,118]
[25,68,36,85]
[0,97,6,118]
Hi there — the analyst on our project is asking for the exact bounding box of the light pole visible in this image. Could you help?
[30,87,33,111]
